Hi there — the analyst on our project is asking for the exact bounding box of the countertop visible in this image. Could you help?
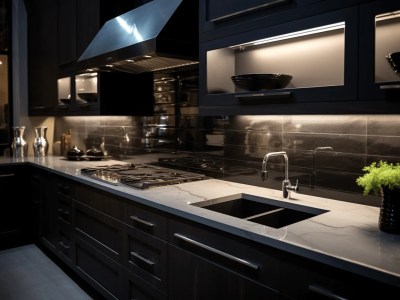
[1,155,400,287]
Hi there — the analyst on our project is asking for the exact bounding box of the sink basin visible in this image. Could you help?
[191,194,328,228]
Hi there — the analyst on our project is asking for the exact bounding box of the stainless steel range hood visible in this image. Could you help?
[77,0,198,74]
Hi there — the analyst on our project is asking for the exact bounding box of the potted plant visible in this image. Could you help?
[356,161,400,234]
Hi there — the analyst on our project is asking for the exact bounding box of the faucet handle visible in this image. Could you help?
[287,179,299,192]
[261,171,268,181]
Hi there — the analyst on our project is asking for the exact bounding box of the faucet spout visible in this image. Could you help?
[261,151,298,199]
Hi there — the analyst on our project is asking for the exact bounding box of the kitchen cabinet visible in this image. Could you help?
[57,71,154,116]
[0,165,29,249]
[358,0,400,101]
[57,0,100,70]
[74,182,167,299]
[199,0,400,115]
[26,0,58,116]
[168,216,281,299]
[280,250,400,299]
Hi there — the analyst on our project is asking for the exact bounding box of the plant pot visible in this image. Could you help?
[379,186,400,234]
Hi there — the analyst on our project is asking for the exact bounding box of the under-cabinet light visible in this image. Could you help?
[229,21,345,50]
[376,10,400,22]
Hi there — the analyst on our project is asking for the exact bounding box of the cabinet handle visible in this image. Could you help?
[308,284,348,300]
[58,208,70,215]
[211,0,290,22]
[129,215,155,228]
[0,173,15,178]
[174,233,260,271]
[59,242,70,249]
[130,251,155,267]
[380,84,400,90]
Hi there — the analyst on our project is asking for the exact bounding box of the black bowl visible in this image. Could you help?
[386,52,400,75]
[231,74,293,91]
[77,92,97,102]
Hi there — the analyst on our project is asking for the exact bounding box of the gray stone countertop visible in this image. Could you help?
[1,155,400,287]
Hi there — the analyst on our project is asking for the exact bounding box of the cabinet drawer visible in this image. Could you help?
[74,201,123,263]
[75,237,123,300]
[280,252,400,299]
[124,201,167,240]
[75,184,124,220]
[168,217,281,290]
[124,270,167,300]
[125,225,167,291]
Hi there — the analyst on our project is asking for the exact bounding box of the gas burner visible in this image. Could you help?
[81,163,208,189]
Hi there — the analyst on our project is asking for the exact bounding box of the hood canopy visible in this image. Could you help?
[77,0,198,74]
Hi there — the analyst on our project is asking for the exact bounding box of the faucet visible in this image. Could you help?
[261,151,299,199]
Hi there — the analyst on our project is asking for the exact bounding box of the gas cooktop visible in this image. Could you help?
[81,163,209,189]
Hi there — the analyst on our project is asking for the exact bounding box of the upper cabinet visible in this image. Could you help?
[27,0,155,116]
[359,0,400,101]
[198,0,400,115]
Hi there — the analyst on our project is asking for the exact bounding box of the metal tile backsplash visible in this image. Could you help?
[54,114,400,207]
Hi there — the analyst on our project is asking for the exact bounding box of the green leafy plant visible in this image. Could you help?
[356,161,400,196]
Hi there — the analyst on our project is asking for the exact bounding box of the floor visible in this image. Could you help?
[0,244,102,300]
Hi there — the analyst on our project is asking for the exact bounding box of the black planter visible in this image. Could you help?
[379,186,400,234]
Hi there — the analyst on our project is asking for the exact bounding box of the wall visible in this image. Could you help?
[53,113,400,207]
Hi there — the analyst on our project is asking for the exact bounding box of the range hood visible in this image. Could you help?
[77,0,198,74]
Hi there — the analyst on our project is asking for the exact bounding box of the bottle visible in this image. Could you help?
[11,126,28,157]
[33,126,49,157]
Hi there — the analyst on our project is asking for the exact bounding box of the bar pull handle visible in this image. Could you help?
[130,251,155,267]
[59,242,70,249]
[129,215,155,228]
[0,173,15,178]
[174,233,260,271]
[211,0,290,22]
[308,284,348,300]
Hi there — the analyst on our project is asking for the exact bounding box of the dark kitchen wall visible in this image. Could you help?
[54,114,400,207]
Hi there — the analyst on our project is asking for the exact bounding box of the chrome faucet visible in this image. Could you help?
[261,151,299,199]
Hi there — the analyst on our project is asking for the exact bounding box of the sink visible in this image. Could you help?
[191,193,328,228]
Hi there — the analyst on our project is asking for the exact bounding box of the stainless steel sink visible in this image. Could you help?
[191,193,328,228]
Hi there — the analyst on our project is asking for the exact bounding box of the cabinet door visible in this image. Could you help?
[358,0,400,104]
[0,165,29,249]
[200,0,357,39]
[26,0,58,115]
[280,250,400,299]
[168,217,281,295]
[168,244,279,300]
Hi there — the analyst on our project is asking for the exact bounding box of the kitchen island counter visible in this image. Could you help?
[1,155,399,289]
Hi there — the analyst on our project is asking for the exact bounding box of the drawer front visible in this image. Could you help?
[280,252,400,299]
[124,201,167,240]
[124,269,167,300]
[75,183,124,220]
[168,217,281,290]
[74,201,123,263]
[125,225,168,291]
[75,237,123,300]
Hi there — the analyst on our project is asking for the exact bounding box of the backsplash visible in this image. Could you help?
[54,114,400,207]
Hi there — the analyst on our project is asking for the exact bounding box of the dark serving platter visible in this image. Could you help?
[231,73,293,91]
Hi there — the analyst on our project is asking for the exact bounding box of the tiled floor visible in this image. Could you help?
[0,244,100,300]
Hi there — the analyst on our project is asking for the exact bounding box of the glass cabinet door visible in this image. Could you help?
[359,0,400,101]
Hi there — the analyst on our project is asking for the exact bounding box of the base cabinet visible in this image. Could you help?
[0,165,29,249]
[28,167,400,300]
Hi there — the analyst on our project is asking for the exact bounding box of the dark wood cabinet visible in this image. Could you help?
[26,0,58,115]
[280,250,400,299]
[0,165,29,249]
[199,0,400,115]
[168,216,281,299]
[57,0,100,71]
